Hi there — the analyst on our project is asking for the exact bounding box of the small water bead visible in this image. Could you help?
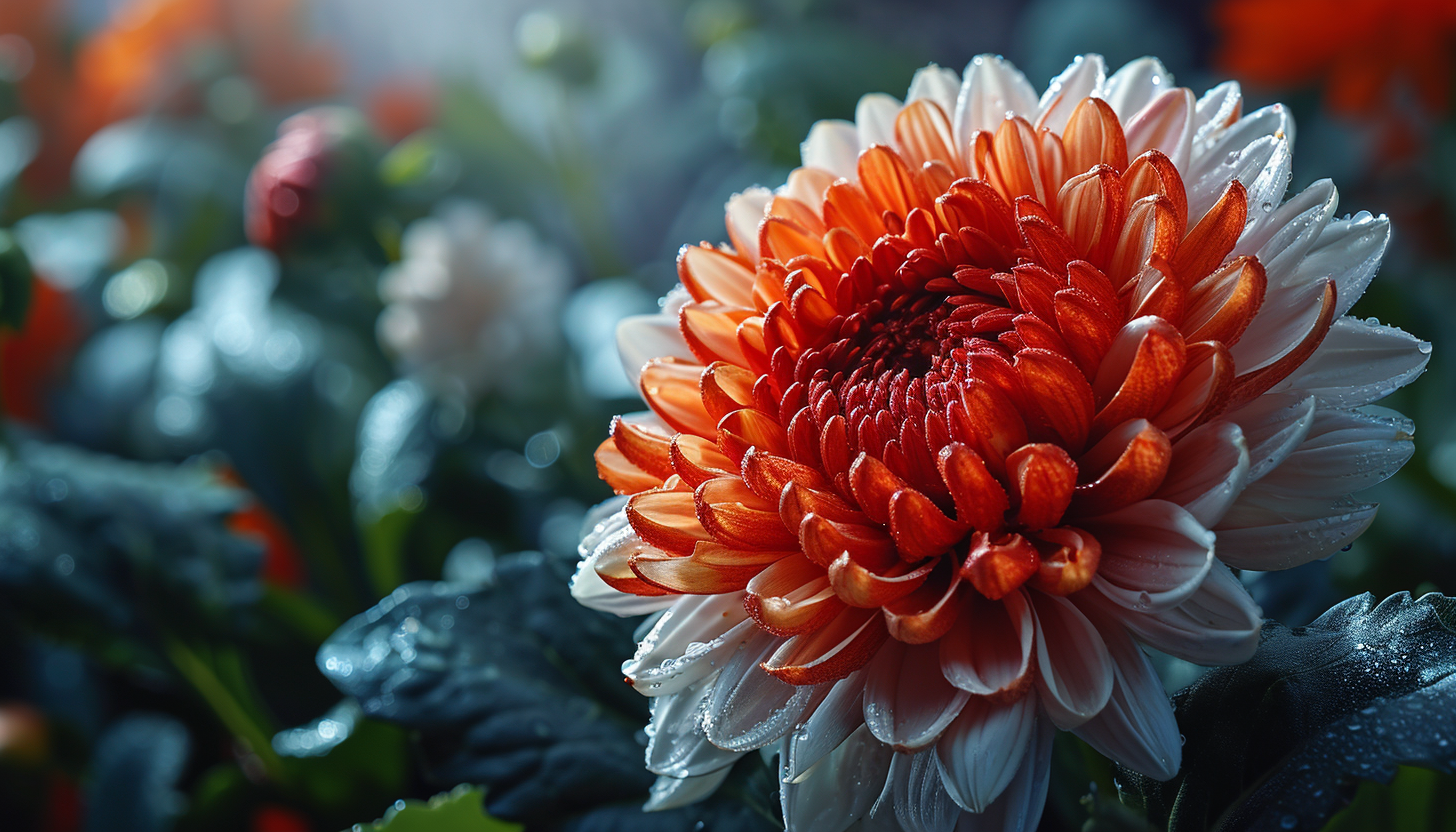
[1281,815,1298,830]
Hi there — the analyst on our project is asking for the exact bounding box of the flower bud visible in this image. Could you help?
[244,107,382,253]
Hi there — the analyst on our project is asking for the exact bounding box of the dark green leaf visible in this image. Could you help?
[318,552,775,831]
[1118,592,1456,832]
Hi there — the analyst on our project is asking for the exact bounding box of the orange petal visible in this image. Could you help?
[960,531,1039,600]
[883,563,964,644]
[740,447,830,502]
[596,437,663,495]
[695,476,798,550]
[1014,348,1097,451]
[678,244,755,307]
[1107,194,1180,293]
[593,534,674,596]
[762,605,888,685]
[744,552,841,636]
[1062,97,1128,174]
[670,433,737,487]
[610,413,676,479]
[848,452,908,525]
[1121,150,1188,240]
[800,512,899,571]
[858,144,923,221]
[828,552,939,608]
[1027,526,1101,595]
[1057,165,1126,269]
[1183,255,1266,347]
[1070,421,1172,515]
[823,179,887,249]
[936,443,1010,531]
[760,215,828,263]
[700,362,756,422]
[1091,317,1187,435]
[627,489,713,555]
[1172,179,1247,284]
[887,487,970,561]
[895,99,957,171]
[681,303,754,366]
[631,540,792,594]
[1155,340,1234,438]
[641,357,717,437]
[1006,443,1077,530]
[717,407,789,463]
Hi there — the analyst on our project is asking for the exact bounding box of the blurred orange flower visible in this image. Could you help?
[74,0,342,136]
[0,280,84,426]
[1214,0,1456,114]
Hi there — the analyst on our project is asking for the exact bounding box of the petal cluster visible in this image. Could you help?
[377,200,570,401]
[575,53,1428,830]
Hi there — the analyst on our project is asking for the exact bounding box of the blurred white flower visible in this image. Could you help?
[377,201,570,400]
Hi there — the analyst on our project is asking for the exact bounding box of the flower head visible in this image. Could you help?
[575,54,1429,829]
[377,200,570,401]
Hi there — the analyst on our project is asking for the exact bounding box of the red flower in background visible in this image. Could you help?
[1214,0,1456,115]
[1,280,84,425]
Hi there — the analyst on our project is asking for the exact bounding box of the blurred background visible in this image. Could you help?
[0,0,1452,830]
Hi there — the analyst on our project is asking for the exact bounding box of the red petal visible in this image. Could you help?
[678,245,755,307]
[936,443,1010,531]
[1006,443,1078,530]
[1070,421,1172,516]
[695,476,798,550]
[828,552,939,608]
[762,605,888,685]
[888,487,971,561]
[1027,526,1101,595]
[1171,180,1247,285]
[960,531,1040,600]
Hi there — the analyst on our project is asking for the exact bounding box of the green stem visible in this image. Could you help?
[163,635,285,780]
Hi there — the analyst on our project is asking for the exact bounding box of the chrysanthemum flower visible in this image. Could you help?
[377,201,570,401]
[574,54,1429,830]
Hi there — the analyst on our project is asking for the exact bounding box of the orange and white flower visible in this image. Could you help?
[377,201,570,401]
[574,54,1429,830]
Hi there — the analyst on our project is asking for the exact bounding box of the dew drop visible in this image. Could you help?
[1281,815,1298,830]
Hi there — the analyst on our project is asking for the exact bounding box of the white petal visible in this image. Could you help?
[1256,406,1414,498]
[802,120,861,181]
[1237,179,1339,290]
[1029,593,1113,729]
[953,54,1039,151]
[625,593,754,695]
[1034,54,1106,134]
[856,93,903,150]
[1190,80,1243,156]
[873,747,961,832]
[934,694,1035,812]
[1225,391,1316,482]
[725,187,771,262]
[864,641,970,751]
[939,590,1033,696]
[785,669,868,781]
[1083,500,1216,612]
[1083,560,1262,665]
[1097,57,1173,123]
[616,312,694,388]
[646,675,743,777]
[705,629,822,751]
[1123,87,1194,172]
[1276,317,1430,406]
[781,725,893,832]
[1215,491,1377,570]
[1185,104,1293,224]
[1229,273,1331,374]
[1296,211,1390,317]
[907,64,963,114]
[1069,615,1181,780]
[951,708,1054,832]
[572,503,678,615]
[644,767,733,811]
[1158,421,1250,527]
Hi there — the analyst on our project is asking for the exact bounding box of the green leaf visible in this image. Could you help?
[1118,592,1456,832]
[355,785,520,832]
